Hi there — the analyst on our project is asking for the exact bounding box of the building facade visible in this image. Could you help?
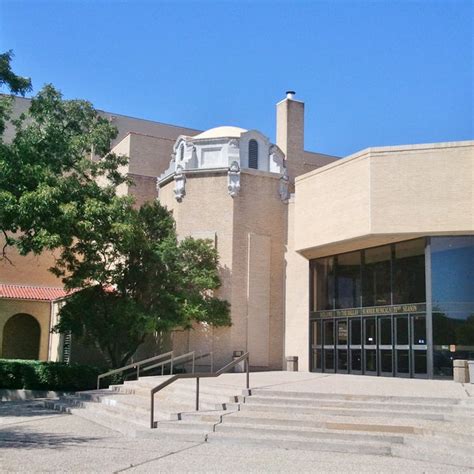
[1,93,472,378]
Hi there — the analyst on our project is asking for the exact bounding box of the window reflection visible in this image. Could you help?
[363,245,391,306]
[393,239,425,304]
[335,252,361,308]
[431,237,474,377]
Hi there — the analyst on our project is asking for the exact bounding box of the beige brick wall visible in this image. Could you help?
[159,170,287,369]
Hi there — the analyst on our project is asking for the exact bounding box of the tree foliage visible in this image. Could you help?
[53,201,230,368]
[1,52,230,368]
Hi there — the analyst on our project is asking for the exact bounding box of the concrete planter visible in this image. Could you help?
[453,359,469,383]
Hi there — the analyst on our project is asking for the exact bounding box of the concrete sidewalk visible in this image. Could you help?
[0,400,471,473]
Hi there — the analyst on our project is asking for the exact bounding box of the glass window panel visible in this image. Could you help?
[324,350,334,370]
[335,251,361,309]
[337,320,348,345]
[324,320,334,345]
[413,315,426,345]
[364,318,377,345]
[315,257,335,310]
[380,317,392,345]
[351,350,362,371]
[414,351,427,374]
[365,350,377,372]
[396,350,410,373]
[350,319,361,345]
[311,321,322,346]
[396,316,409,345]
[337,350,348,371]
[363,245,391,307]
[393,239,426,304]
[312,349,322,370]
[380,350,393,373]
[431,236,474,305]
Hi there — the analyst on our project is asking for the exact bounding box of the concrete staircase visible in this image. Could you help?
[45,378,474,469]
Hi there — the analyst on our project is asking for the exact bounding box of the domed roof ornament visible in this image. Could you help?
[227,161,241,198]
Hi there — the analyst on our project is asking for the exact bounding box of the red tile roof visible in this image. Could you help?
[0,284,71,301]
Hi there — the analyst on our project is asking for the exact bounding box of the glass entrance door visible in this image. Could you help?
[323,319,335,372]
[310,320,322,371]
[412,314,427,378]
[336,319,348,372]
[349,318,362,374]
[378,317,394,376]
[395,315,410,377]
[364,317,377,374]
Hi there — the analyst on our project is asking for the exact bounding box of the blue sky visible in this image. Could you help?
[1,0,472,156]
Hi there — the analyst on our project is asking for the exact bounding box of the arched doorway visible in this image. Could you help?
[2,313,41,360]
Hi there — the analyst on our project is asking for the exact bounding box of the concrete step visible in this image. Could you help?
[248,389,464,406]
[227,401,448,421]
[239,395,474,415]
[220,413,419,434]
[214,421,405,445]
[207,431,393,456]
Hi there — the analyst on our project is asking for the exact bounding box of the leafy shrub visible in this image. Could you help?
[0,359,102,391]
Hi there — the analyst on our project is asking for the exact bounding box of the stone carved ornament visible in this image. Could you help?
[279,168,290,202]
[174,165,186,202]
[227,161,241,197]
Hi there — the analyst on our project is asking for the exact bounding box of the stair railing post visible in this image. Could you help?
[246,355,250,390]
[136,364,139,380]
[192,352,195,374]
[196,377,200,411]
[150,392,154,429]
[170,354,174,375]
[211,351,214,373]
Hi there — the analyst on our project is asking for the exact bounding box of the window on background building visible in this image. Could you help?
[180,144,184,161]
[393,239,426,304]
[335,251,361,308]
[362,245,391,307]
[248,139,258,169]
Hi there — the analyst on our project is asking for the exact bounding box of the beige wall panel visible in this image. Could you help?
[370,144,474,233]
[284,199,310,371]
[247,233,271,367]
[128,133,176,178]
[233,172,287,369]
[0,299,51,360]
[294,155,371,252]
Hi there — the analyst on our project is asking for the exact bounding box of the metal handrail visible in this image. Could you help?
[97,351,173,389]
[150,352,250,428]
[142,351,213,375]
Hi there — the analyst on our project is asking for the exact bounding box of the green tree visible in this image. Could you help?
[1,53,230,367]
[53,201,230,368]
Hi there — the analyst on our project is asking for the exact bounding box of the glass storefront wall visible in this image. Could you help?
[310,236,474,379]
[310,238,427,378]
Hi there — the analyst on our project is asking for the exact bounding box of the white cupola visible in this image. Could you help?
[158,126,289,201]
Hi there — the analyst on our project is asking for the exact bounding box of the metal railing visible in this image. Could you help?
[96,350,213,390]
[150,351,250,429]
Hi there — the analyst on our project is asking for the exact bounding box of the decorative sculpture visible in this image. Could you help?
[174,165,186,202]
[279,168,290,202]
[227,161,241,197]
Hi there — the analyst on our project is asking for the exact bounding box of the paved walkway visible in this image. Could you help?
[148,370,473,399]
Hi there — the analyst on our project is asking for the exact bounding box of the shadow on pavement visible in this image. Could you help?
[0,425,99,450]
